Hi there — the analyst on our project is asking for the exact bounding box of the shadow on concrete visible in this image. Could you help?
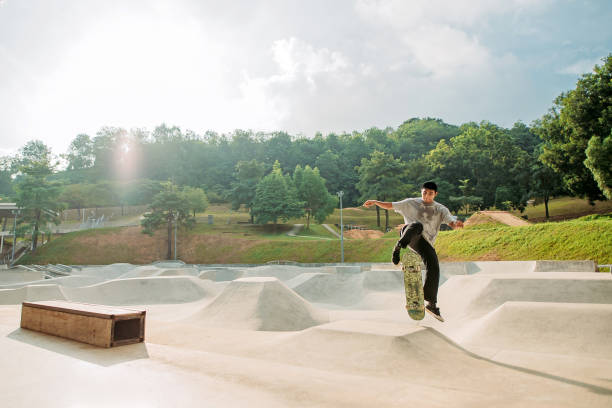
[426,327,612,396]
[6,328,149,367]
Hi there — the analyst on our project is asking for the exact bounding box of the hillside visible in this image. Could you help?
[17,217,612,265]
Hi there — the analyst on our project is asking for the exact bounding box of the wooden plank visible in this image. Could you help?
[22,301,144,319]
[21,305,113,347]
[20,301,146,348]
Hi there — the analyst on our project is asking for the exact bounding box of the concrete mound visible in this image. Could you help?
[187,277,328,331]
[198,268,245,281]
[119,266,200,279]
[242,265,318,281]
[77,263,136,279]
[118,266,162,279]
[0,275,106,289]
[440,273,612,319]
[438,260,597,284]
[62,276,219,305]
[0,284,66,304]
[0,269,45,284]
[289,273,365,306]
[363,269,404,291]
[246,319,608,402]
[460,302,612,358]
[157,267,199,277]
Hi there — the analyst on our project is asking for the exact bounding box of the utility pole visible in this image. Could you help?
[11,211,17,264]
[337,191,344,263]
[174,213,178,261]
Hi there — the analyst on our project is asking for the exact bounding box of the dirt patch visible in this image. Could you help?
[343,229,384,239]
[466,211,530,227]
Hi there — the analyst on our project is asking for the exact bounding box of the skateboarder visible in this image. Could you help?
[363,181,463,321]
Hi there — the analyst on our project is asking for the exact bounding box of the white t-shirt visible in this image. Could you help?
[392,198,457,245]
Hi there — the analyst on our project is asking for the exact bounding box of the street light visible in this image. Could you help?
[11,209,19,264]
[336,191,344,263]
[174,212,178,261]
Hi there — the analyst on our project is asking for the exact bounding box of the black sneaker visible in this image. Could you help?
[425,303,445,322]
[392,243,401,265]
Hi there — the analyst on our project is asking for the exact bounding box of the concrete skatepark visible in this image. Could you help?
[0,260,611,407]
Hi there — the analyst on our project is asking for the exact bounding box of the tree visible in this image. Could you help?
[536,54,612,202]
[293,165,337,229]
[449,179,484,215]
[392,118,460,161]
[14,141,62,251]
[229,159,265,223]
[356,151,408,231]
[251,161,304,228]
[141,182,195,260]
[426,122,531,209]
[315,150,342,195]
[0,156,14,198]
[528,153,566,220]
[59,184,92,219]
[183,186,209,217]
[64,134,95,170]
[584,132,612,199]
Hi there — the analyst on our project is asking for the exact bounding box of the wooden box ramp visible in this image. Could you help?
[20,300,145,348]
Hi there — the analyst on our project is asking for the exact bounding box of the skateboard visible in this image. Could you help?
[402,249,425,320]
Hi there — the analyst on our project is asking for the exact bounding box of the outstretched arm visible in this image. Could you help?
[363,200,393,210]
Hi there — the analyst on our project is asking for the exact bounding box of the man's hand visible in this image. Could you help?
[363,200,376,208]
[450,220,464,229]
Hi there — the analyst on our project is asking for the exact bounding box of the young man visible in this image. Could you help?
[363,181,463,321]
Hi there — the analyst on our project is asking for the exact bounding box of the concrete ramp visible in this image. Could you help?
[187,277,328,331]
[77,263,136,279]
[198,267,246,281]
[363,269,403,291]
[245,319,611,405]
[242,265,317,281]
[157,267,199,277]
[534,260,597,272]
[439,260,597,283]
[459,302,612,358]
[290,273,365,306]
[0,284,66,304]
[62,276,219,305]
[440,273,612,319]
[0,275,106,289]
[0,269,45,284]
[118,266,162,279]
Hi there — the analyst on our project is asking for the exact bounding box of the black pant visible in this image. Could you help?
[398,222,440,304]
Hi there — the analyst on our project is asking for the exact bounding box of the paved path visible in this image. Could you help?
[287,224,335,240]
[321,224,341,239]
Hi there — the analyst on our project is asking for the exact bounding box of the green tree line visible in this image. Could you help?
[1,54,610,250]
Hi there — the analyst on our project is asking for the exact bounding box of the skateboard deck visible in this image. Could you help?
[402,250,425,320]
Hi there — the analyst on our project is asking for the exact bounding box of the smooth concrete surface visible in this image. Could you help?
[1,260,611,407]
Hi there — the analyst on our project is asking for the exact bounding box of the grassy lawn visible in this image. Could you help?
[16,198,612,265]
[435,220,612,264]
[509,197,612,222]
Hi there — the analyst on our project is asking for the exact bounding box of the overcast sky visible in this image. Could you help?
[1,0,611,156]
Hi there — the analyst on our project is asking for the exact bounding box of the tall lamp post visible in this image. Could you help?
[336,191,344,263]
[11,209,19,264]
[174,212,178,261]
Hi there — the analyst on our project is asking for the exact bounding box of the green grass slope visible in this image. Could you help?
[16,218,611,265]
[435,219,612,264]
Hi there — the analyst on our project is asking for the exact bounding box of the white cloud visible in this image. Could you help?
[236,37,354,132]
[558,57,602,75]
[0,0,606,155]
